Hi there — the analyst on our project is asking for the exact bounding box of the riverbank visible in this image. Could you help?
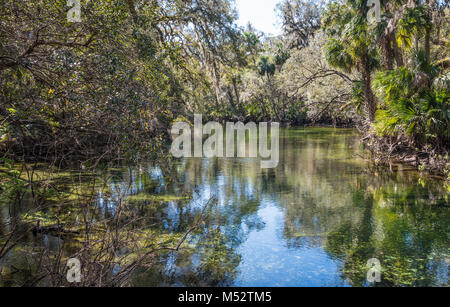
[284,122,448,180]
[362,132,449,181]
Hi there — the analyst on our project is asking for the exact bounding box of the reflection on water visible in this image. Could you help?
[1,128,449,287]
[130,128,449,287]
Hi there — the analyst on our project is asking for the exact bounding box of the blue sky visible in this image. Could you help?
[235,0,281,35]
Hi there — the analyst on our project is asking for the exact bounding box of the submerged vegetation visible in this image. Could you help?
[0,0,449,287]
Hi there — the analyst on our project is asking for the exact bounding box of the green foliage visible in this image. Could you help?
[285,101,308,124]
[274,43,291,66]
[324,39,355,73]
[0,158,27,202]
[373,67,450,147]
[321,0,449,159]
[397,6,432,50]
[322,0,380,121]
[257,56,276,77]
[277,0,323,49]
[244,101,266,121]
[350,81,365,114]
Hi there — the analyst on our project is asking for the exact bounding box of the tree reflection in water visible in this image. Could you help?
[1,128,448,287]
[129,128,448,287]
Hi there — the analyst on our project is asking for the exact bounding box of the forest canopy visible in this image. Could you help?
[0,0,448,171]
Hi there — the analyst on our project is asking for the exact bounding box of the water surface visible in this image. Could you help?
[132,128,449,287]
[1,128,449,287]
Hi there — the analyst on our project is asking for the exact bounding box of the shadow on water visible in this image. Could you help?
[1,128,449,286]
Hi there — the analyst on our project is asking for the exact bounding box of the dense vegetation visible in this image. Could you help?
[0,0,448,286]
[1,0,448,169]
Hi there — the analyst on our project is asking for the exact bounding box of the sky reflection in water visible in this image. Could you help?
[131,128,448,287]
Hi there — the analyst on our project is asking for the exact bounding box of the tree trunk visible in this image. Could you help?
[392,33,404,67]
[424,0,431,64]
[382,34,394,70]
[232,77,240,107]
[226,86,235,108]
[212,60,221,107]
[360,56,377,122]
[381,3,394,70]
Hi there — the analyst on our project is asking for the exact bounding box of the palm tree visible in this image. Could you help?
[322,0,379,122]
[257,56,276,81]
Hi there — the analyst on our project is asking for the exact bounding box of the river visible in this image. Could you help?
[1,128,449,286]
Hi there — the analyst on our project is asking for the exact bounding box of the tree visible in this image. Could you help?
[322,0,379,122]
[277,0,323,49]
